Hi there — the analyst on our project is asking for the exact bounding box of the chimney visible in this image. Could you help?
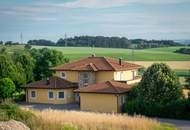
[46,77,50,85]
[119,58,122,65]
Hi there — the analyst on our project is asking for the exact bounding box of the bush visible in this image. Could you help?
[124,99,190,120]
[0,78,16,101]
[0,102,40,130]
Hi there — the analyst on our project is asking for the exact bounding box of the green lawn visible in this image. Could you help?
[33,46,190,61]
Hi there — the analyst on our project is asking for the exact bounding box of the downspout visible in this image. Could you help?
[116,94,120,113]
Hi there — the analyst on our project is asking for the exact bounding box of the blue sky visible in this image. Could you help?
[0,0,190,42]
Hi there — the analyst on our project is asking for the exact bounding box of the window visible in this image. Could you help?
[31,91,36,98]
[60,72,66,79]
[82,73,89,86]
[115,71,123,80]
[58,91,64,99]
[48,91,54,99]
[83,73,88,78]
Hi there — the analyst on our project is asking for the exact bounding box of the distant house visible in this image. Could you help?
[25,56,142,113]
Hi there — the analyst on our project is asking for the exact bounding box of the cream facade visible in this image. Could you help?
[55,69,139,85]
[26,88,75,104]
[80,93,126,113]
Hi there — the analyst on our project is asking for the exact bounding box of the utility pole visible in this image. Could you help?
[20,33,23,44]
[64,33,67,47]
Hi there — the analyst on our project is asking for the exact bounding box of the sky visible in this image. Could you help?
[0,0,190,42]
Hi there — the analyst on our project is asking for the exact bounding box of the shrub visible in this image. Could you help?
[0,102,41,130]
[124,99,190,120]
[138,63,182,104]
[0,78,16,101]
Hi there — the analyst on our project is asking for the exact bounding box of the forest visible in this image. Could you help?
[27,36,183,49]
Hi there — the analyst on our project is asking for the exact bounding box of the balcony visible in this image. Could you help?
[114,76,141,85]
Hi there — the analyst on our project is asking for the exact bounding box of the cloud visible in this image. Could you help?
[60,0,189,8]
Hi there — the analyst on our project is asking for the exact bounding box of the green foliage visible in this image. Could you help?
[61,123,79,130]
[0,78,16,100]
[24,44,32,50]
[13,51,35,83]
[124,98,190,120]
[184,70,190,89]
[175,48,190,55]
[30,48,69,80]
[138,63,182,104]
[156,124,178,130]
[28,36,183,49]
[0,102,40,130]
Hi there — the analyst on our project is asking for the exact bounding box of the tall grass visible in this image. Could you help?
[32,109,161,130]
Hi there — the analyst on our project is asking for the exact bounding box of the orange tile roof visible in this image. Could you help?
[51,56,141,71]
[74,81,133,94]
[25,76,78,89]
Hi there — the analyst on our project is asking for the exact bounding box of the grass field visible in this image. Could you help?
[32,46,190,61]
[1,45,190,61]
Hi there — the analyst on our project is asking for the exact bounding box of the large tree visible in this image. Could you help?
[30,48,69,80]
[0,78,16,100]
[13,52,35,83]
[0,55,26,88]
[138,63,182,104]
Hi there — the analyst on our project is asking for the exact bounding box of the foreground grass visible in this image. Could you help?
[32,109,177,130]
[0,103,178,130]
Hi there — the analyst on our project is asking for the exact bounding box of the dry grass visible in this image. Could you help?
[129,61,190,70]
[31,109,161,130]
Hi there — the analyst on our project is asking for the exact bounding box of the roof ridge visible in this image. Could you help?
[103,57,116,70]
[106,81,120,93]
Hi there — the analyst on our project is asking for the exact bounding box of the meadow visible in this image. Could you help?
[33,46,190,61]
[1,45,190,61]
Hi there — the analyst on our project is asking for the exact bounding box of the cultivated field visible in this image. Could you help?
[129,61,190,70]
[1,45,190,70]
[33,46,190,61]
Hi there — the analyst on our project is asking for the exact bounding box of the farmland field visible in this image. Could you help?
[1,45,190,61]
[33,46,190,61]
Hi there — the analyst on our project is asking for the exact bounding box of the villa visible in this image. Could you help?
[25,56,142,113]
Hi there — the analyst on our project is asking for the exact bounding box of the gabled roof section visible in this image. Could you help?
[74,81,133,94]
[25,76,78,89]
[51,56,142,71]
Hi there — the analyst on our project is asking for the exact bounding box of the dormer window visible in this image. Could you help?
[60,72,66,79]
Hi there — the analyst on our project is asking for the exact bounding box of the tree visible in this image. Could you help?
[30,48,69,80]
[0,55,25,89]
[13,52,35,83]
[185,70,190,89]
[0,47,7,54]
[0,78,16,100]
[138,63,182,104]
[24,44,32,50]
[0,41,3,45]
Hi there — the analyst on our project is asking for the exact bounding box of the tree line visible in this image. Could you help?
[175,48,190,55]
[0,45,68,100]
[27,36,183,49]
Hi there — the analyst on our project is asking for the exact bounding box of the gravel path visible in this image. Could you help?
[156,118,190,130]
